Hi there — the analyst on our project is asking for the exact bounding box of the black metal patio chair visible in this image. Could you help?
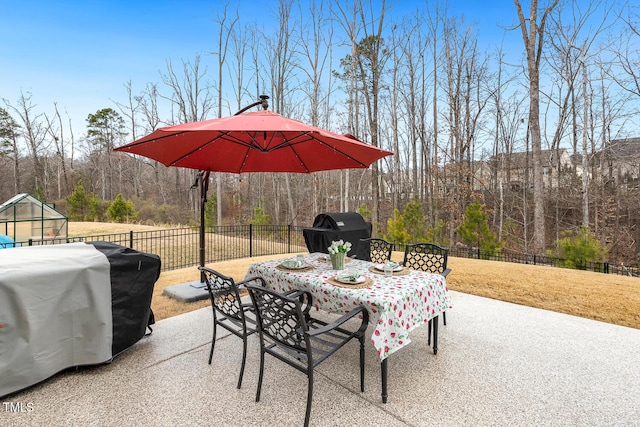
[199,266,262,389]
[402,242,452,351]
[246,284,369,427]
[356,237,394,263]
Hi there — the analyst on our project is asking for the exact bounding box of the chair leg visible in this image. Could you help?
[209,320,217,364]
[304,370,314,427]
[427,319,432,346]
[237,333,248,389]
[443,311,447,326]
[256,349,265,402]
[432,315,439,355]
[359,337,365,392]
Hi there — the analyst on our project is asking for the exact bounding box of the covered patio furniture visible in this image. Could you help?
[303,212,372,257]
[246,284,369,427]
[0,242,159,398]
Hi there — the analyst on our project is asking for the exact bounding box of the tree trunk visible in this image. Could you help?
[514,0,559,253]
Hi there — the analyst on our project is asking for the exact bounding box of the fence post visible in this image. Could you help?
[129,231,134,248]
[533,255,537,265]
[477,248,480,259]
[28,238,33,246]
[604,262,609,274]
[288,225,291,253]
[249,224,253,258]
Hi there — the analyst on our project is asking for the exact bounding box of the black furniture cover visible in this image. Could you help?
[303,212,372,257]
[90,241,160,356]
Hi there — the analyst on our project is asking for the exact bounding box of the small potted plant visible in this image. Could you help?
[328,240,352,270]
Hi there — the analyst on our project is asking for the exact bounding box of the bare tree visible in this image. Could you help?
[0,106,21,194]
[212,1,240,226]
[159,54,215,212]
[263,0,301,226]
[43,103,71,198]
[514,0,560,253]
[5,92,49,195]
[334,0,390,231]
[160,55,215,124]
[297,0,336,214]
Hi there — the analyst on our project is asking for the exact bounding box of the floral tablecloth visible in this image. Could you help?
[244,253,452,361]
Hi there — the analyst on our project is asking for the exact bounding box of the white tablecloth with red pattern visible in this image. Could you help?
[244,253,452,361]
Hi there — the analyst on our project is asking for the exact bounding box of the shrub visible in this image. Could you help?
[426,219,450,247]
[66,180,88,221]
[456,200,503,256]
[548,225,607,270]
[383,208,411,248]
[357,203,371,222]
[248,207,270,226]
[106,194,139,223]
[403,196,426,241]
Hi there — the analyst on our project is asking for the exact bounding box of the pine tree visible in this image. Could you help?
[403,196,426,241]
[456,201,502,255]
[549,226,607,270]
[66,180,88,221]
[384,209,411,247]
[106,194,139,223]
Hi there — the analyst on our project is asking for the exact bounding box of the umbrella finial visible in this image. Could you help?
[259,95,269,110]
[234,95,270,115]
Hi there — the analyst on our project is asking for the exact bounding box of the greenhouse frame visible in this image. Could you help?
[0,193,68,246]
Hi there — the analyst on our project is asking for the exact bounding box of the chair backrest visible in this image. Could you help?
[199,266,246,323]
[246,285,309,353]
[356,238,393,263]
[403,242,449,274]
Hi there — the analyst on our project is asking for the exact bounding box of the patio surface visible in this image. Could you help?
[2,290,639,426]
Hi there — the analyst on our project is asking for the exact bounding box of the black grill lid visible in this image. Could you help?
[311,212,369,231]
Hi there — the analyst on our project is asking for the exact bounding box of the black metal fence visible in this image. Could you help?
[11,225,640,277]
[448,246,640,278]
[15,225,308,272]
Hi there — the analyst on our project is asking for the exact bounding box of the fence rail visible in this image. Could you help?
[13,225,307,271]
[448,246,640,278]
[9,226,640,278]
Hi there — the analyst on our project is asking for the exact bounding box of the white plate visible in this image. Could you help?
[374,264,403,272]
[336,275,366,284]
[280,261,306,269]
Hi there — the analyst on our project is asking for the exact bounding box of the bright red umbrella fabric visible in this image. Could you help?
[115,110,393,173]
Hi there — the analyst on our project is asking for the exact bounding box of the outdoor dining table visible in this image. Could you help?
[244,252,452,403]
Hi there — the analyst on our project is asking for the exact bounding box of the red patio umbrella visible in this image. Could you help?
[115,103,393,280]
[115,110,392,173]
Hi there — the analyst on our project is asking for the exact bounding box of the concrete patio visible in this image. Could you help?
[2,290,639,426]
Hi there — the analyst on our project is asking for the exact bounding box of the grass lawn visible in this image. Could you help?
[68,222,640,329]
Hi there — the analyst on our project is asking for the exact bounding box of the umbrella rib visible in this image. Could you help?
[291,132,371,168]
[165,131,225,167]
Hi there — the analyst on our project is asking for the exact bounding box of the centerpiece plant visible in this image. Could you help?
[328,240,351,270]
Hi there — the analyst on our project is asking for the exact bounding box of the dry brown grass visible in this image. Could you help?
[68,222,167,236]
[154,252,640,330]
[69,222,640,329]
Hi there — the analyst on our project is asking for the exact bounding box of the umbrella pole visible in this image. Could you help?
[199,171,210,283]
[199,95,268,283]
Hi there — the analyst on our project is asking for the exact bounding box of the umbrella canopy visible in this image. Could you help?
[115,110,393,173]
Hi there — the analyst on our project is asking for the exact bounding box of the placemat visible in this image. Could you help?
[367,266,411,276]
[327,276,374,289]
[276,265,315,272]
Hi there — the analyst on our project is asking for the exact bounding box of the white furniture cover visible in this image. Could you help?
[0,243,113,397]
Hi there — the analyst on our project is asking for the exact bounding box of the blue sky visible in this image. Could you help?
[1,0,520,131]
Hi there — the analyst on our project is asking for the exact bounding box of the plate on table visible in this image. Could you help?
[335,275,366,284]
[279,260,307,270]
[374,263,403,272]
